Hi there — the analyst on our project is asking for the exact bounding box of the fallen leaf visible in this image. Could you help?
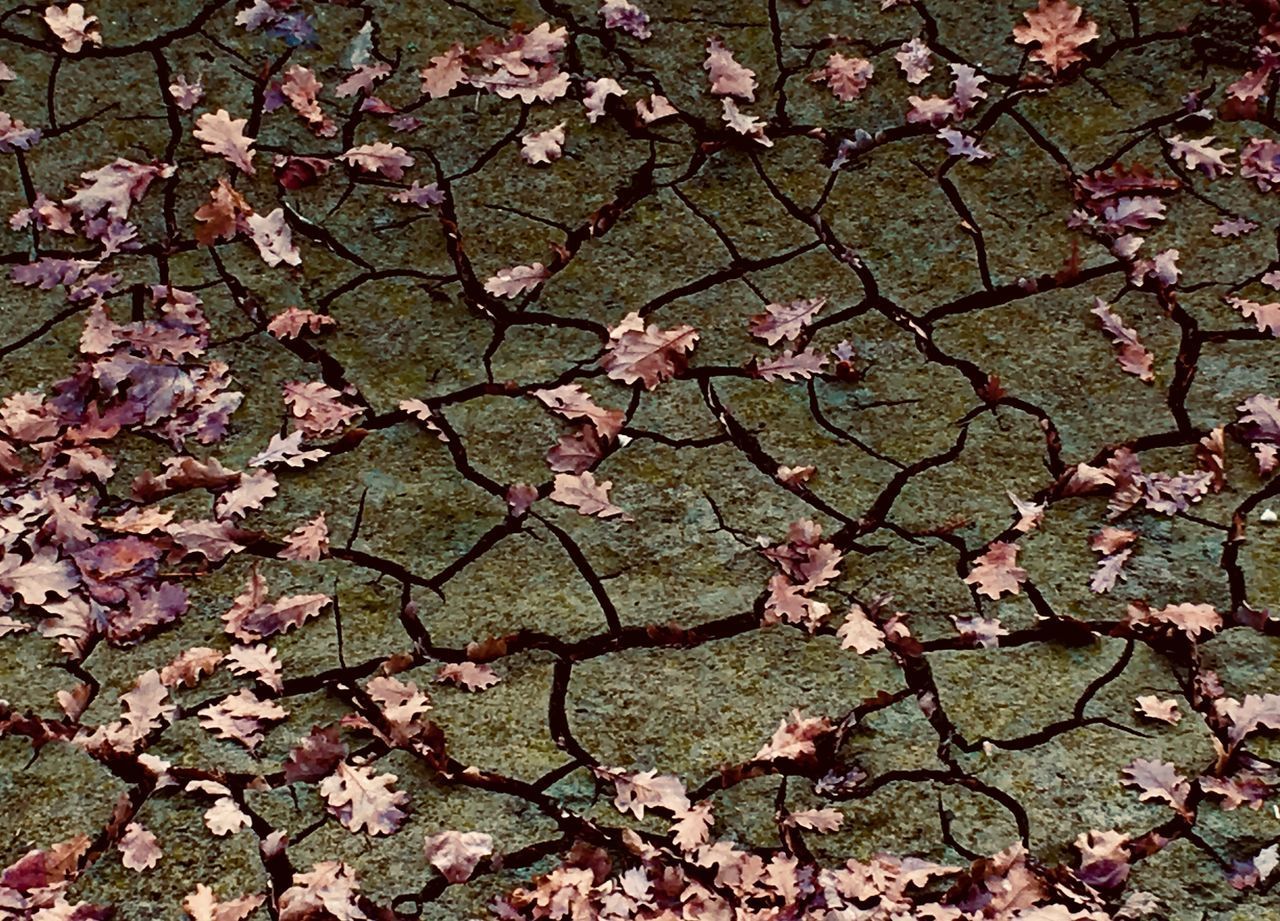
[963,542,1027,599]
[550,471,632,520]
[424,830,494,883]
[194,110,256,174]
[319,761,410,836]
[1012,0,1098,73]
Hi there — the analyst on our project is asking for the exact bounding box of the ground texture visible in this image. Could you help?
[2,0,1280,919]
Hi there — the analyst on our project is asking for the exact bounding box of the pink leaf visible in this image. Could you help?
[602,312,699,389]
[704,37,756,100]
[118,822,161,872]
[194,110,256,174]
[423,830,494,883]
[340,142,414,179]
[319,761,410,836]
[550,472,632,520]
[963,541,1027,599]
[484,262,549,298]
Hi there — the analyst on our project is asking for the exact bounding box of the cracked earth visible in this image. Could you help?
[2,0,1280,919]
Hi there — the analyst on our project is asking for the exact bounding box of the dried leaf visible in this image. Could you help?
[319,761,410,836]
[704,37,756,100]
[194,110,256,174]
[423,830,494,883]
[118,822,161,872]
[1012,0,1099,73]
[963,541,1027,599]
[550,471,632,520]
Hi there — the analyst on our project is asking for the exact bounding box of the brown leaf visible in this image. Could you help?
[280,513,330,562]
[1125,601,1221,641]
[963,541,1027,599]
[222,571,331,643]
[183,884,265,921]
[283,724,348,783]
[198,688,287,750]
[602,312,699,389]
[193,178,252,246]
[749,297,826,345]
[436,662,501,691]
[267,307,336,340]
[1134,695,1182,725]
[1120,758,1190,814]
[118,822,161,872]
[546,425,604,474]
[319,761,410,836]
[283,380,362,437]
[194,110,256,174]
[423,830,494,883]
[533,384,625,440]
[550,472,632,520]
[1012,0,1099,73]
[704,37,756,100]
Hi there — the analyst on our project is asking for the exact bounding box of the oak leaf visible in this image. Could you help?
[583,78,626,123]
[340,142,414,179]
[222,571,331,642]
[225,643,283,692]
[533,384,624,440]
[603,312,699,389]
[194,110,256,174]
[319,761,410,836]
[705,37,756,100]
[182,885,264,921]
[837,604,885,654]
[280,513,330,561]
[1134,695,1182,725]
[809,54,874,102]
[63,158,173,220]
[963,541,1027,599]
[194,178,252,246]
[1120,758,1190,814]
[546,425,604,474]
[215,469,278,520]
[423,830,494,883]
[550,471,631,520]
[420,44,467,98]
[248,431,329,469]
[436,662,501,690]
[599,767,691,818]
[484,262,549,298]
[1166,134,1234,179]
[169,75,204,111]
[895,37,933,84]
[283,380,362,436]
[1012,0,1098,74]
[521,123,565,165]
[749,297,825,345]
[279,862,366,921]
[720,98,773,146]
[1125,601,1221,641]
[198,688,287,749]
[118,822,161,872]
[283,725,347,783]
[755,349,827,381]
[160,647,224,687]
[755,711,833,762]
[1091,298,1154,381]
[1227,296,1280,337]
[786,808,844,833]
[268,307,335,340]
[44,4,100,53]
